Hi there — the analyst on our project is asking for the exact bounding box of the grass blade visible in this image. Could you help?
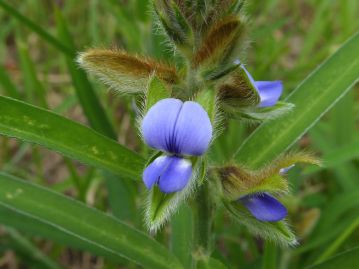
[0,65,21,99]
[16,40,48,108]
[307,247,359,269]
[304,136,359,175]
[234,32,359,168]
[0,172,183,269]
[0,96,144,179]
[6,227,65,269]
[54,7,117,138]
[314,217,359,264]
[0,0,73,56]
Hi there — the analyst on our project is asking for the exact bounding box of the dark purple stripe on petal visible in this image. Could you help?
[158,156,192,193]
[141,98,183,153]
[173,101,212,156]
[255,81,283,107]
[240,193,287,222]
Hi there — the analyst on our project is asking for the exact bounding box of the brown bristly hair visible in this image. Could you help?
[78,48,179,84]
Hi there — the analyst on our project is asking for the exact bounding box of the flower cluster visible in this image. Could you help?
[78,0,317,244]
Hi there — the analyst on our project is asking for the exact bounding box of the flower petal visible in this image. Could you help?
[143,156,171,189]
[141,98,183,152]
[279,164,295,175]
[158,156,192,193]
[255,81,283,107]
[173,101,212,155]
[240,193,287,222]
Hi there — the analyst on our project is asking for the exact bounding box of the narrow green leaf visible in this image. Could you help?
[105,172,137,222]
[55,8,117,139]
[314,217,359,264]
[6,227,64,269]
[0,65,21,99]
[0,96,144,179]
[0,172,183,269]
[16,41,48,108]
[307,247,359,269]
[234,32,359,168]
[228,102,294,122]
[0,205,122,262]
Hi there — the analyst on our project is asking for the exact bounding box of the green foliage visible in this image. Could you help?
[0,96,144,179]
[196,257,228,269]
[307,247,359,269]
[0,172,182,269]
[227,101,294,122]
[0,0,358,268]
[235,31,359,169]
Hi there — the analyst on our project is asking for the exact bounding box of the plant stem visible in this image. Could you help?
[192,181,213,258]
[262,241,278,269]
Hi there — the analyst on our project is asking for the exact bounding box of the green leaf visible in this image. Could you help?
[145,75,171,112]
[234,32,359,168]
[0,205,122,262]
[228,102,294,122]
[307,247,359,269]
[195,89,218,125]
[0,172,183,269]
[0,96,144,179]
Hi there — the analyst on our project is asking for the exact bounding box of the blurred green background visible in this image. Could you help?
[0,0,358,268]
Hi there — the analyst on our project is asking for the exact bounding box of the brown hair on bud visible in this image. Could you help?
[217,164,289,201]
[219,165,253,196]
[192,16,246,68]
[77,49,178,93]
[219,68,260,107]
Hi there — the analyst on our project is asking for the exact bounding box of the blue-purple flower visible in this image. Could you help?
[239,193,287,222]
[141,98,213,193]
[236,61,283,107]
[219,164,291,222]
